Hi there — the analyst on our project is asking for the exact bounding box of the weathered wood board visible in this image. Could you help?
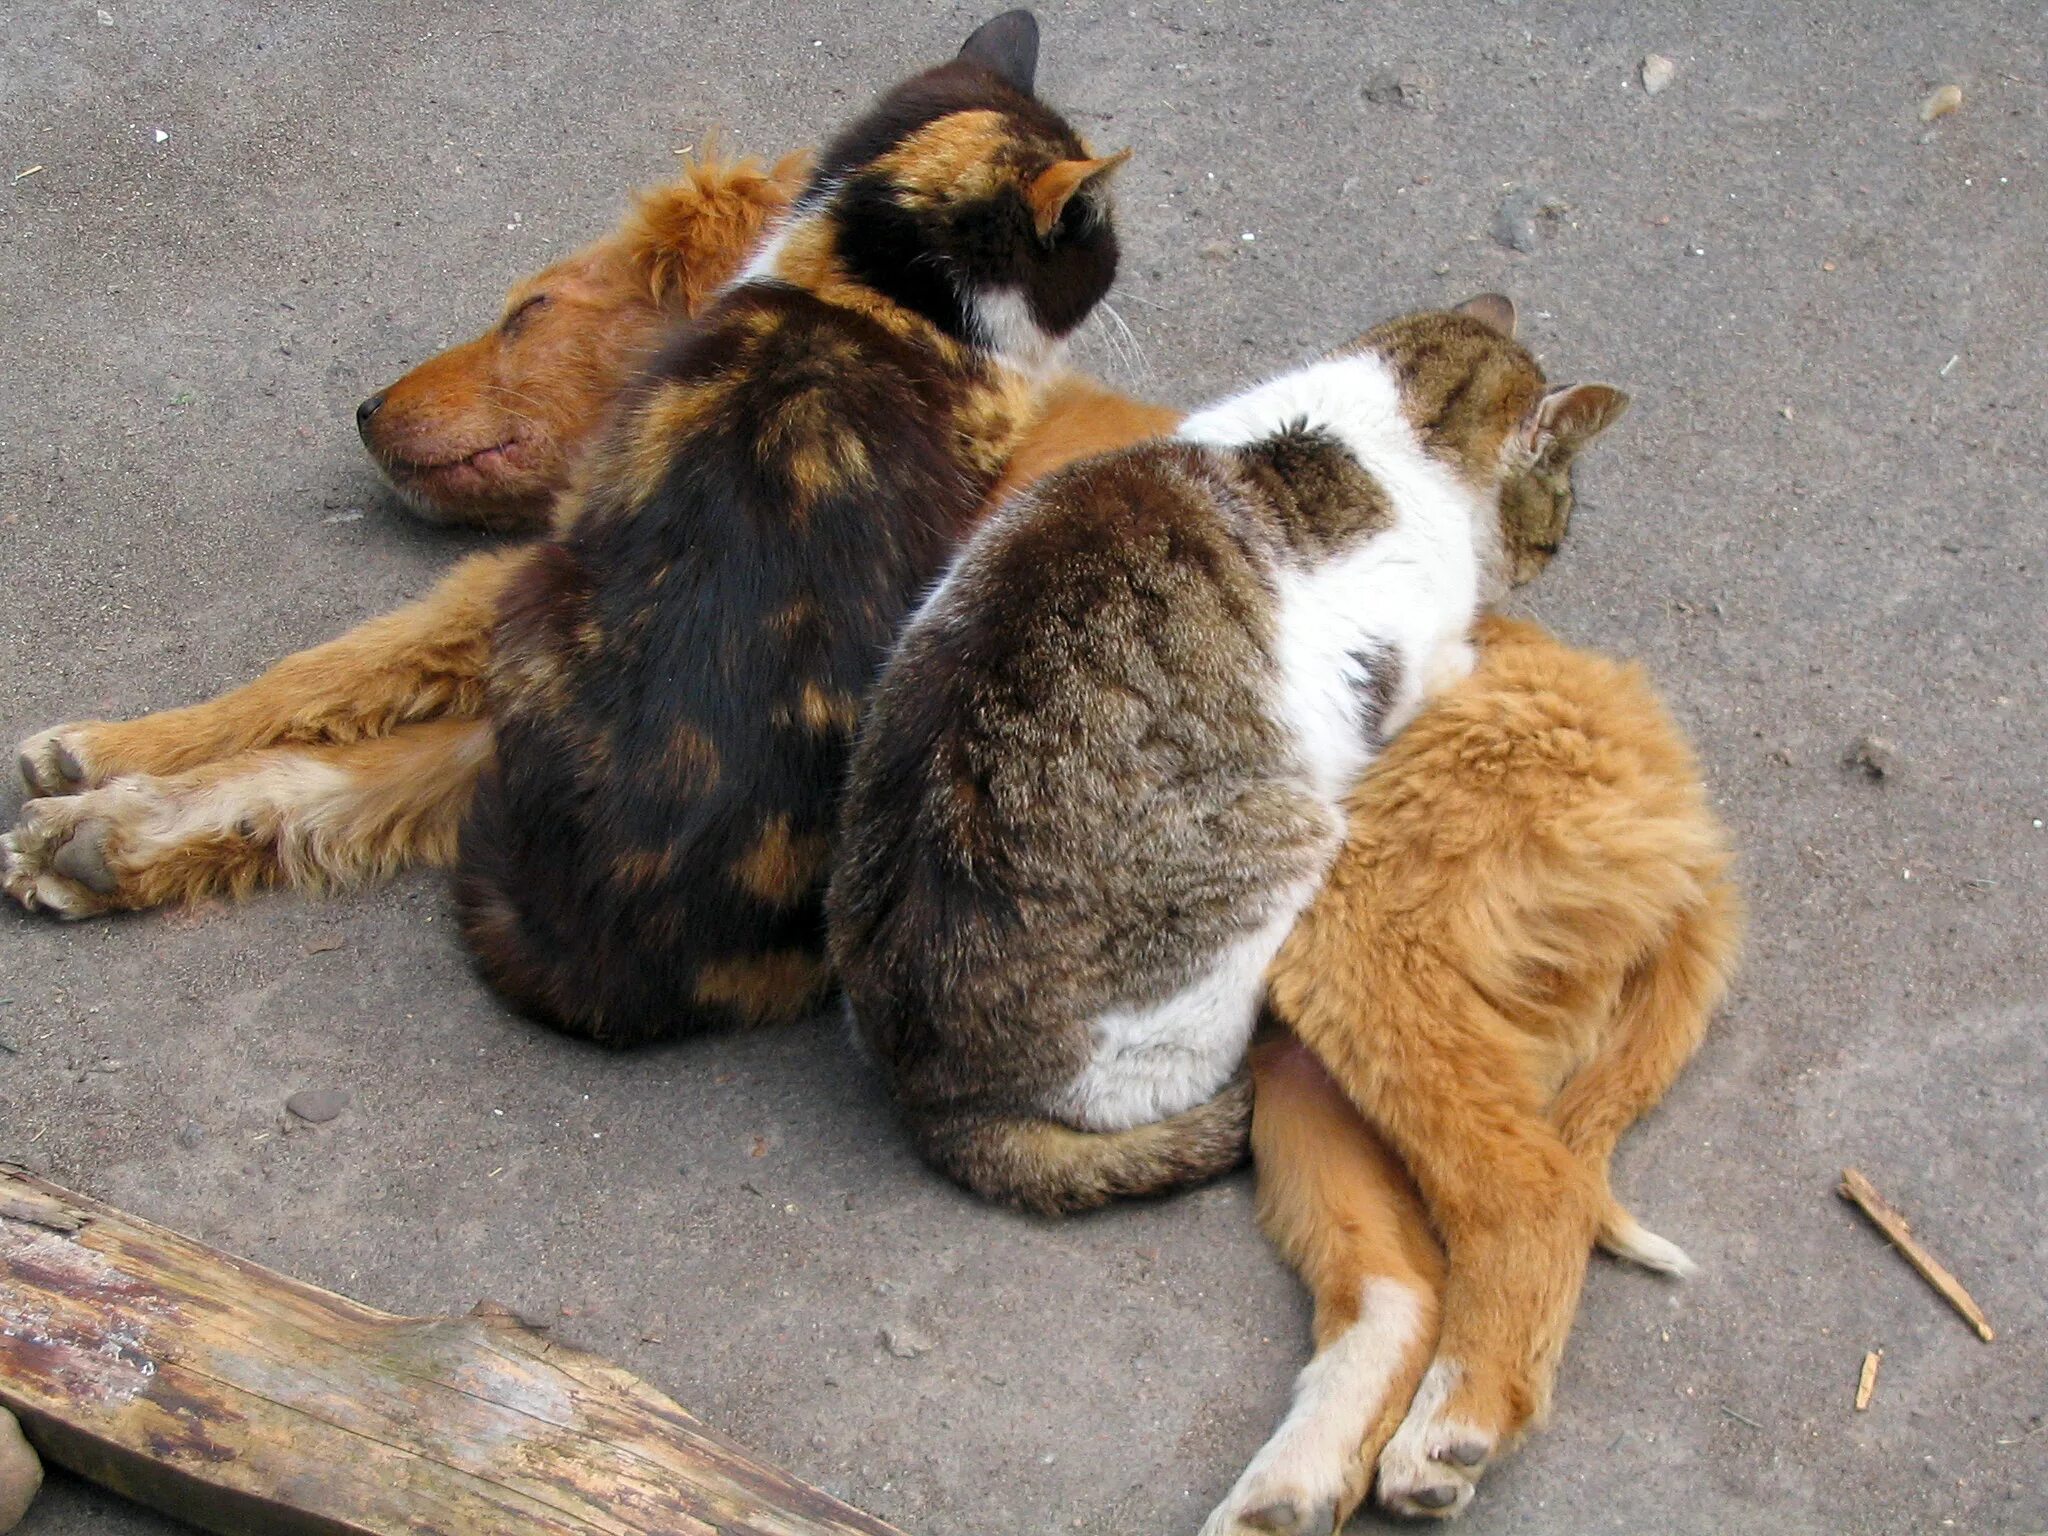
[0,1163,907,1536]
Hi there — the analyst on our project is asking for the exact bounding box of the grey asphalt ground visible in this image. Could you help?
[2,3,2044,1533]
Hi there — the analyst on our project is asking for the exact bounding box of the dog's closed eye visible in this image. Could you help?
[500,293,551,337]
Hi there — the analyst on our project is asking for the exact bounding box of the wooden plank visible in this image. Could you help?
[0,1163,907,1536]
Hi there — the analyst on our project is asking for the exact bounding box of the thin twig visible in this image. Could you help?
[1720,1405,1764,1430]
[1840,1167,1995,1341]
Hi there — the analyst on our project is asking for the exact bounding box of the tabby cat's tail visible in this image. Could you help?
[913,1079,1254,1215]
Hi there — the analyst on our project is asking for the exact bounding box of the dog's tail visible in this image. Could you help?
[1598,1202,1697,1278]
[913,1080,1254,1215]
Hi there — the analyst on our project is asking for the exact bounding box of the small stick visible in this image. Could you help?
[1719,1406,1763,1430]
[1855,1349,1882,1411]
[1839,1167,1995,1342]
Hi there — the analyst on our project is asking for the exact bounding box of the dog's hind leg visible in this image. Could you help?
[1273,949,1604,1521]
[1202,1033,1442,1536]
[4,717,490,917]
[1551,880,1742,1275]
[17,548,527,796]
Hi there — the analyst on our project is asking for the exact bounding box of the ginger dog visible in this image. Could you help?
[1204,615,1740,1532]
[6,154,1736,1525]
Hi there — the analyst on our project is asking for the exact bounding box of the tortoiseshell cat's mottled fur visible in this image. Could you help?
[829,297,1629,1214]
[456,12,1129,1042]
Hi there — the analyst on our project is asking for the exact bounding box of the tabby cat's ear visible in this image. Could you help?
[1455,293,1518,338]
[1519,383,1630,457]
[958,9,1040,94]
[1027,149,1131,237]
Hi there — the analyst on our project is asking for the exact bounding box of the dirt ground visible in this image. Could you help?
[2,3,2043,1533]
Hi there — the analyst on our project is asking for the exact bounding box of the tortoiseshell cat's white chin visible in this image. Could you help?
[971,288,1071,380]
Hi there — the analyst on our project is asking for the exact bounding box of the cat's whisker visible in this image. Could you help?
[1098,301,1150,383]
[1086,305,1139,383]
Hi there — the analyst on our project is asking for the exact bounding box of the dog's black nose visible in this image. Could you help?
[356,391,387,427]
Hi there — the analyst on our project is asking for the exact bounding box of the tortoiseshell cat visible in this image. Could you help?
[828,299,1627,1213]
[456,11,1129,1042]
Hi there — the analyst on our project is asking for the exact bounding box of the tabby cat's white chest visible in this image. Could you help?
[1054,884,1321,1132]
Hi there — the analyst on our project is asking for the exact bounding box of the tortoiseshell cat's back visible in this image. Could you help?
[456,12,1127,1043]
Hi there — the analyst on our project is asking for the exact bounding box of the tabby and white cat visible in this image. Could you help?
[828,297,1628,1212]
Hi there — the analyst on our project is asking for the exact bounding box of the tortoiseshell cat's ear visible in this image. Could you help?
[958,9,1041,94]
[1027,149,1131,236]
[1455,293,1518,338]
[1518,383,1630,458]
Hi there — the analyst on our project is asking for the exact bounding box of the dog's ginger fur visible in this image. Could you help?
[1204,615,1740,1531]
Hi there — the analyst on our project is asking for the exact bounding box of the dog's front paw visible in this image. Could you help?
[16,723,107,796]
[3,794,127,918]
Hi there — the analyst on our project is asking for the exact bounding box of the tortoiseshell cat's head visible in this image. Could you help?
[1360,294,1629,595]
[772,10,1127,372]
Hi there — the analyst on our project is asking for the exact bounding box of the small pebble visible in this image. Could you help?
[0,1408,41,1533]
[1641,53,1677,95]
[1846,734,1902,781]
[285,1088,351,1124]
[879,1324,934,1359]
[1918,84,1962,123]
[1492,188,1561,254]
[152,128,168,144]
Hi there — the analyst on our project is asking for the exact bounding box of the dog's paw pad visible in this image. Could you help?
[1247,1497,1336,1534]
[50,820,117,894]
[1375,1455,1479,1521]
[1443,1438,1491,1469]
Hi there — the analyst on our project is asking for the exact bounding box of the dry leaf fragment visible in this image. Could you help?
[1919,84,1963,123]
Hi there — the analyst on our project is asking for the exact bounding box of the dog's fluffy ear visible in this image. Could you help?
[958,10,1040,94]
[624,149,807,312]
